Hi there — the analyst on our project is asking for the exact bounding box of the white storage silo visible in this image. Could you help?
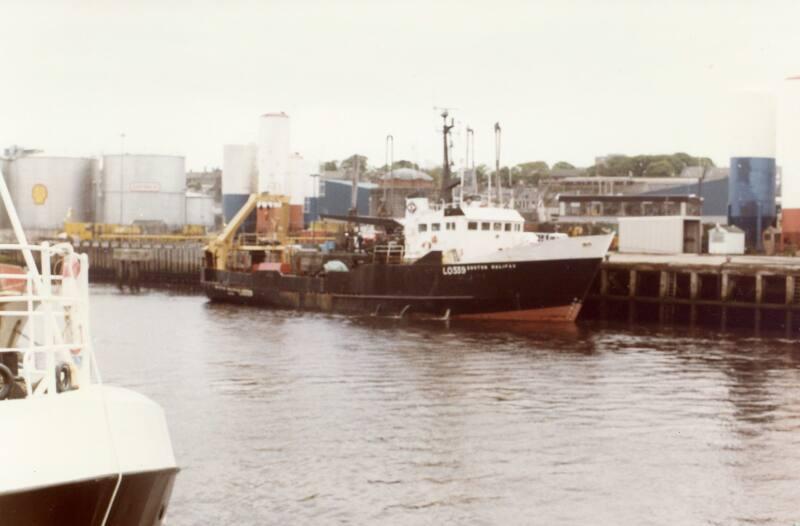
[222,144,257,222]
[729,91,776,158]
[100,154,186,226]
[778,76,800,246]
[727,91,777,251]
[185,192,216,228]
[257,112,291,195]
[288,152,308,205]
[5,156,96,233]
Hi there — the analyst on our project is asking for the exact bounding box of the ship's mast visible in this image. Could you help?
[440,110,454,203]
[494,122,502,206]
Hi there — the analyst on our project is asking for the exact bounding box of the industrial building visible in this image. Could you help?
[376,168,435,217]
[557,195,703,223]
[304,179,377,224]
[639,168,729,223]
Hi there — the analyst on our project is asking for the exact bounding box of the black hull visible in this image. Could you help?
[203,257,603,322]
[0,468,178,526]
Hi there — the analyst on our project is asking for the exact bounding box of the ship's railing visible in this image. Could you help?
[373,244,404,264]
[0,242,98,400]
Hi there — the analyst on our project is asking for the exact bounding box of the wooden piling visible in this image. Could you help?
[628,269,637,323]
[787,275,795,337]
[689,272,699,325]
[720,272,729,331]
[754,273,763,332]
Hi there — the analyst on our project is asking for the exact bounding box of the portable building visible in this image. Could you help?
[708,224,745,255]
[618,216,702,254]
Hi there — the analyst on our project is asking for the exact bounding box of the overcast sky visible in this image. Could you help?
[2,0,799,171]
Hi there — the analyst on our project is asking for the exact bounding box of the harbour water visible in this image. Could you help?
[92,286,800,525]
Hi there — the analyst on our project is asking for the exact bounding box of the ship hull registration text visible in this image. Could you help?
[442,263,517,275]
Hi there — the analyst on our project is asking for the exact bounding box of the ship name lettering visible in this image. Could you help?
[443,263,515,275]
[442,265,467,275]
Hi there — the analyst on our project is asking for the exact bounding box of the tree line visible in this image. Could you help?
[321,152,715,186]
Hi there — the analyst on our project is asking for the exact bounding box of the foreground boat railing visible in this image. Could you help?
[0,242,98,399]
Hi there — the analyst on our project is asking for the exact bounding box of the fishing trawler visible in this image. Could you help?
[202,113,612,322]
[0,175,177,524]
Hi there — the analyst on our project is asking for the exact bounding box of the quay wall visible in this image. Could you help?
[581,254,800,335]
[73,240,204,289]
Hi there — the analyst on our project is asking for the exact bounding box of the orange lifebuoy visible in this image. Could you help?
[407,202,417,214]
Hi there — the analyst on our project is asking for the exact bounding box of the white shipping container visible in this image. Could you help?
[618,216,702,254]
[708,225,745,255]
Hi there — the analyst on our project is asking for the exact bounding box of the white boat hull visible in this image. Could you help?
[0,385,177,525]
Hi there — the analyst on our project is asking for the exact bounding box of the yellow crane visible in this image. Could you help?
[204,193,291,271]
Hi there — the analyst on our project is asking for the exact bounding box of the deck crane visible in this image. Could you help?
[204,193,290,271]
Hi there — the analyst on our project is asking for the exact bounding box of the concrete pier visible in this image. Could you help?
[583,253,800,335]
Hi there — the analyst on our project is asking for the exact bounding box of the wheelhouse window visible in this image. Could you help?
[468,222,477,230]
[418,224,428,232]
[493,223,502,231]
[504,223,512,231]
[446,222,456,230]
[481,222,490,231]
[514,224,521,231]
[431,223,440,232]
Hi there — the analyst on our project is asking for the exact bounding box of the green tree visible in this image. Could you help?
[322,160,338,171]
[341,154,367,174]
[552,161,575,170]
[644,159,675,178]
[514,161,550,185]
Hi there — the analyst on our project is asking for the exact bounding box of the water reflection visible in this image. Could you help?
[90,287,800,525]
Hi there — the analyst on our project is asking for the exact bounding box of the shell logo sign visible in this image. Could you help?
[32,184,48,205]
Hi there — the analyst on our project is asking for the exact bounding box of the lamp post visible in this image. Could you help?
[119,133,126,224]
[384,134,393,214]
[310,173,319,242]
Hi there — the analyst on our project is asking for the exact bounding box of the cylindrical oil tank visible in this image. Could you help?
[728,91,777,251]
[222,144,257,223]
[778,76,800,246]
[100,154,186,226]
[257,112,290,195]
[5,156,96,233]
[185,192,216,228]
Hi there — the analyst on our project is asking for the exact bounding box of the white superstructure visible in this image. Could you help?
[401,197,609,264]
